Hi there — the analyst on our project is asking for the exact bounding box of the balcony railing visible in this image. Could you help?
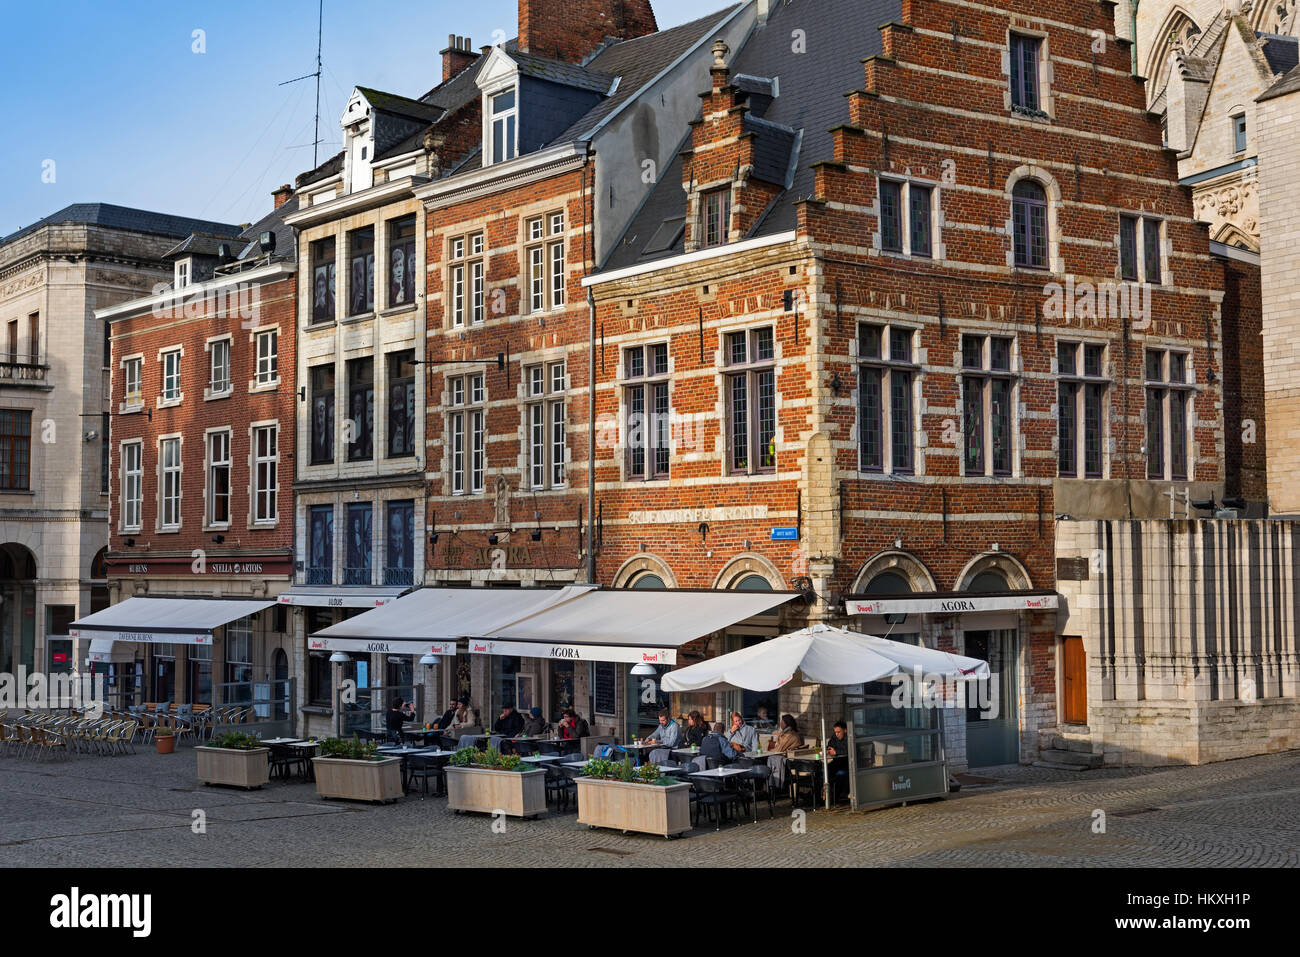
[383,566,414,587]
[0,357,48,383]
[305,566,332,585]
[342,566,373,586]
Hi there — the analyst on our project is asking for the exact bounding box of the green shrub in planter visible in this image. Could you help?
[318,735,381,761]
[207,731,263,751]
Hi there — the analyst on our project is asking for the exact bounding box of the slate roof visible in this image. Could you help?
[1261,60,1300,101]
[295,150,345,190]
[161,232,241,260]
[3,203,242,247]
[745,115,799,187]
[233,193,299,261]
[355,86,446,124]
[508,50,617,93]
[603,0,899,271]
[1259,33,1300,79]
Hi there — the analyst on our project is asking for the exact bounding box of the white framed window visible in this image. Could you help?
[702,188,731,248]
[159,348,183,404]
[1057,341,1108,479]
[857,324,917,474]
[1145,349,1194,482]
[489,88,517,164]
[525,214,565,312]
[448,374,485,495]
[174,259,190,289]
[121,440,142,531]
[207,429,231,526]
[449,233,485,327]
[525,361,566,488]
[121,355,143,409]
[254,329,279,387]
[252,423,278,524]
[207,337,231,397]
[159,436,182,530]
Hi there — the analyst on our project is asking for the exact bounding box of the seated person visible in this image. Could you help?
[521,706,549,737]
[766,714,805,754]
[385,697,415,743]
[699,722,730,767]
[752,705,777,732]
[826,720,851,801]
[432,698,459,731]
[493,704,525,738]
[642,709,680,748]
[557,709,590,740]
[721,710,758,757]
[683,710,709,747]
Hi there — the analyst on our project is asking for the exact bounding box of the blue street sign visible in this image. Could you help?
[770,527,799,541]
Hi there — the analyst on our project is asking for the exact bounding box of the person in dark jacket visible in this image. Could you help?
[521,706,549,736]
[683,710,709,746]
[493,705,525,738]
[385,697,415,742]
[432,699,459,730]
[699,722,730,766]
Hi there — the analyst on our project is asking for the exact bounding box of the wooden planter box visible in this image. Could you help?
[445,766,547,818]
[196,746,270,789]
[576,777,692,837]
[312,756,403,803]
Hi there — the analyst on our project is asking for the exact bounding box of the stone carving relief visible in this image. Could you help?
[1193,175,1260,249]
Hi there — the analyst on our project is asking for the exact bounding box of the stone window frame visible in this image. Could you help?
[203,426,233,531]
[447,231,485,328]
[612,553,678,589]
[849,550,939,595]
[248,324,281,393]
[721,325,779,476]
[854,321,921,477]
[1116,213,1166,286]
[875,176,941,260]
[157,345,185,409]
[523,359,568,491]
[446,372,486,496]
[119,352,145,413]
[1055,339,1110,480]
[119,438,144,533]
[959,332,1020,479]
[523,212,566,314]
[1143,346,1195,482]
[249,418,280,528]
[204,334,233,400]
[1004,166,1063,274]
[156,432,184,533]
[621,341,671,482]
[1003,24,1054,121]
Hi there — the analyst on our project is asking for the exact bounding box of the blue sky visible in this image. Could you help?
[2,0,714,233]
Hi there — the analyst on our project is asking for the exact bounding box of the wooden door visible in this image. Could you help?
[1062,636,1087,725]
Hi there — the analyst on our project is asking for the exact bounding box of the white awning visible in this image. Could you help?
[479,590,799,665]
[276,585,409,608]
[846,593,1058,616]
[88,638,124,663]
[306,636,456,656]
[70,597,276,646]
[308,584,594,644]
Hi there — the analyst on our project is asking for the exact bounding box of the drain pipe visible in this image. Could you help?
[587,287,597,585]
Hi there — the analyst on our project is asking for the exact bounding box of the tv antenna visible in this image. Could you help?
[280,0,325,168]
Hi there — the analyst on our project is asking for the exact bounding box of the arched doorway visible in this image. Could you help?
[960,565,1019,768]
[0,543,37,674]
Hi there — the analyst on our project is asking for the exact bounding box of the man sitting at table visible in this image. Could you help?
[721,710,758,757]
[699,722,730,768]
[642,708,680,762]
[494,704,525,739]
[826,720,851,802]
[521,706,549,737]
[432,699,459,731]
[558,709,590,741]
[386,697,415,743]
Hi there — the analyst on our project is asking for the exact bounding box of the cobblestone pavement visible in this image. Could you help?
[0,746,1297,867]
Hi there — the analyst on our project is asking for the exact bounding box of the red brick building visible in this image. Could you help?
[582,0,1262,765]
[96,192,298,708]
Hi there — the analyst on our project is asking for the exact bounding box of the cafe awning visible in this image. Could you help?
[275,584,409,608]
[70,597,277,646]
[845,591,1059,616]
[308,584,594,648]
[477,589,800,665]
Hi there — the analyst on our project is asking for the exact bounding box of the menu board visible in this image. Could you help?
[594,661,617,716]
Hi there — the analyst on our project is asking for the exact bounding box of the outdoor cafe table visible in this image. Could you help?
[286,740,320,781]
[689,766,758,824]
[521,753,565,764]
[376,746,444,793]
[261,737,302,746]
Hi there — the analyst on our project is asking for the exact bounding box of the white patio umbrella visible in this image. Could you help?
[661,623,989,810]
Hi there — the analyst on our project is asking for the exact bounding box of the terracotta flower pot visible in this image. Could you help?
[156,735,176,754]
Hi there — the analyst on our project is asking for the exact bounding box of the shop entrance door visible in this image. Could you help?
[1062,636,1087,725]
[964,629,1019,767]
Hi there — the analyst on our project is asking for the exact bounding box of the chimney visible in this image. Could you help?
[757,0,773,25]
[272,184,293,209]
[441,35,477,82]
[519,0,657,63]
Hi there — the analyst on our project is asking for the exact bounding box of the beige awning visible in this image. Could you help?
[71,597,275,646]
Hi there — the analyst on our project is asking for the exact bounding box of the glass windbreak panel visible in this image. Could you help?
[854,729,939,766]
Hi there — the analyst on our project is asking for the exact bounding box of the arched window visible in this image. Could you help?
[734,574,773,591]
[865,571,911,595]
[630,573,666,589]
[1012,180,1048,269]
[968,570,1009,593]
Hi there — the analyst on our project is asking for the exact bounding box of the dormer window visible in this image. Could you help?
[174,259,190,289]
[490,89,517,164]
[702,188,731,248]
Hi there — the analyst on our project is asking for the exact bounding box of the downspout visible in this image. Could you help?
[587,287,597,585]
[1131,0,1140,75]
